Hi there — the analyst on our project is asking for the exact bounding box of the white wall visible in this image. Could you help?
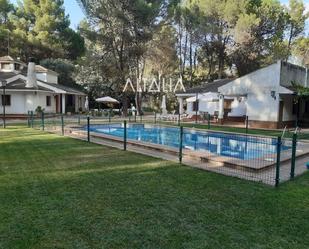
[0,62,14,72]
[219,61,282,122]
[35,93,55,113]
[1,92,26,114]
[36,73,47,83]
[187,102,194,114]
[46,74,58,84]
[36,73,58,84]
[199,100,219,115]
[246,92,280,122]
[219,62,281,96]
[187,98,247,116]
[228,98,246,117]
[2,91,56,114]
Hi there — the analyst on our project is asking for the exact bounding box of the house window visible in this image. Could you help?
[193,101,199,112]
[46,96,51,106]
[305,101,309,113]
[292,101,298,115]
[1,95,11,106]
[1,63,11,70]
[14,63,21,71]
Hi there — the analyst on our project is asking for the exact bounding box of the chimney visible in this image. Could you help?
[26,57,37,88]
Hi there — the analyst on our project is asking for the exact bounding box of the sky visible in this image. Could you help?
[10,0,85,29]
[63,0,85,29]
[10,0,309,30]
[64,0,309,30]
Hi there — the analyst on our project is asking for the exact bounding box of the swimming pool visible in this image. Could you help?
[86,123,285,160]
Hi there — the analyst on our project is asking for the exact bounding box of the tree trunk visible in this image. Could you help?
[218,43,225,79]
[183,31,188,77]
[135,58,145,115]
[189,32,193,86]
[122,92,128,116]
[178,19,183,75]
[287,25,294,61]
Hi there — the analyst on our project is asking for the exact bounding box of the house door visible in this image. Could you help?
[278,101,284,126]
[55,95,60,113]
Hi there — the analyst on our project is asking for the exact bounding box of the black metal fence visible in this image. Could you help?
[26,111,308,186]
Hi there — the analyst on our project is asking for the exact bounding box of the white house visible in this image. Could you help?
[176,61,309,128]
[218,61,308,129]
[0,56,86,116]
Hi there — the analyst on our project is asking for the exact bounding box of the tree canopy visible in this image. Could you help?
[0,0,85,61]
[1,0,308,111]
[74,0,308,112]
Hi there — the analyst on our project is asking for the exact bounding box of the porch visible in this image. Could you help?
[54,94,86,114]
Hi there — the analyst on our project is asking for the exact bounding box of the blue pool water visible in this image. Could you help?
[87,123,284,160]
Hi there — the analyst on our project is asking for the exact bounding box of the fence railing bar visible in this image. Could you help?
[275,136,282,187]
[179,126,183,163]
[290,133,297,179]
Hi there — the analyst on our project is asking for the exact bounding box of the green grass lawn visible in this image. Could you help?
[1,127,309,249]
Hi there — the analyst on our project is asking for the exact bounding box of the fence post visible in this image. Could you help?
[123,120,127,151]
[87,116,90,142]
[78,114,81,125]
[134,112,137,123]
[108,110,111,123]
[290,133,297,179]
[61,115,64,136]
[27,111,30,127]
[154,112,157,124]
[245,116,249,134]
[31,111,34,128]
[208,114,211,129]
[41,112,45,131]
[275,136,282,187]
[295,118,298,128]
[179,126,183,163]
[195,92,198,124]
[178,112,181,126]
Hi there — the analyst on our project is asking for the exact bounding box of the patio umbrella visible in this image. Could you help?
[95,96,119,103]
[84,96,89,111]
[161,95,168,115]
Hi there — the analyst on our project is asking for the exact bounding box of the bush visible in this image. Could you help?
[35,106,45,114]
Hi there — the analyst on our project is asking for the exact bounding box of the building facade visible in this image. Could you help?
[176,61,309,128]
[0,56,86,116]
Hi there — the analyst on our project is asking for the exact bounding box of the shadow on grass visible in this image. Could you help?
[1,159,309,249]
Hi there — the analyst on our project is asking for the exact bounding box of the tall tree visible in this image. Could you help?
[40,58,83,88]
[292,37,309,66]
[77,0,166,115]
[8,0,84,61]
[230,0,289,75]
[0,0,13,55]
[286,0,308,55]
